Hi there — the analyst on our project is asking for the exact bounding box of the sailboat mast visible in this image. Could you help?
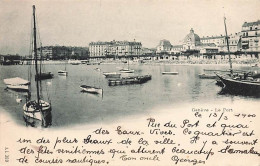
[224,16,233,74]
[33,5,40,106]
[40,43,42,76]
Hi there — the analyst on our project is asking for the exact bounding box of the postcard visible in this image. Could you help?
[0,0,259,165]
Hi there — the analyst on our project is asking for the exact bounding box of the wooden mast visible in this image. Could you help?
[224,16,233,75]
[33,5,46,125]
[33,5,40,106]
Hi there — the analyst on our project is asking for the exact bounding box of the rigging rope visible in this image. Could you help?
[35,12,51,103]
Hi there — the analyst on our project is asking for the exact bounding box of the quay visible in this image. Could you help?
[108,75,152,86]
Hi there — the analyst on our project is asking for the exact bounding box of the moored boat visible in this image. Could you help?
[216,73,260,95]
[58,60,68,76]
[58,70,68,76]
[119,68,135,73]
[4,77,30,92]
[80,85,103,94]
[198,73,217,79]
[35,72,54,80]
[216,16,260,96]
[69,60,81,65]
[23,100,52,120]
[23,5,52,127]
[108,75,152,86]
[103,72,121,78]
[162,72,179,75]
[6,85,29,91]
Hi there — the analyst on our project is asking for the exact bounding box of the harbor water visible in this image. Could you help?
[0,63,259,128]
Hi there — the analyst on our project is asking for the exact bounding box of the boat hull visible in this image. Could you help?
[198,74,217,79]
[23,100,52,121]
[35,72,54,80]
[119,69,134,73]
[58,70,68,76]
[80,85,103,94]
[162,72,179,75]
[216,74,260,95]
[108,75,152,86]
[6,85,29,92]
[103,72,121,78]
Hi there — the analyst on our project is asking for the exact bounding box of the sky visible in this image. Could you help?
[0,0,260,55]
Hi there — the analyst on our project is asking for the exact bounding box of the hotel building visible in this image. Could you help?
[241,20,260,54]
[89,40,142,58]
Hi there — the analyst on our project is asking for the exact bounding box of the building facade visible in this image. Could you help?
[156,39,172,54]
[241,20,260,54]
[89,40,142,58]
[183,28,201,50]
[218,33,241,53]
[155,20,260,60]
[37,46,89,59]
[200,35,224,46]
[171,45,184,54]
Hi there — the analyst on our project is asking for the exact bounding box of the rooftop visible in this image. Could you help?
[242,20,260,27]
[201,35,224,40]
[158,39,172,47]
[89,41,141,46]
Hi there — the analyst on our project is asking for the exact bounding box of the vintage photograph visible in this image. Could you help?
[0,0,259,165]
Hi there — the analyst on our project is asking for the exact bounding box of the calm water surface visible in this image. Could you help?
[0,63,259,127]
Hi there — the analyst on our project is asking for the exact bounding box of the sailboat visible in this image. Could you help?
[119,55,134,73]
[35,45,54,80]
[58,60,68,76]
[216,17,260,96]
[23,5,52,126]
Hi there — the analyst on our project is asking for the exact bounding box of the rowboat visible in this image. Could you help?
[103,72,121,78]
[80,85,103,94]
[4,77,30,92]
[162,72,179,75]
[58,70,68,76]
[198,73,217,79]
[119,68,134,73]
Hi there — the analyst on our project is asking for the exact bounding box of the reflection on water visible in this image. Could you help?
[0,64,259,128]
[23,112,52,128]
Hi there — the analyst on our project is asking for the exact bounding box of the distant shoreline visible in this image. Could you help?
[1,59,259,66]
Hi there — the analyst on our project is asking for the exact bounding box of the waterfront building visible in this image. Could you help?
[200,44,219,54]
[218,33,241,53]
[241,20,260,56]
[41,47,53,59]
[156,39,172,54]
[38,46,89,60]
[171,45,184,54]
[142,47,156,55]
[0,54,21,65]
[89,40,142,58]
[200,35,224,46]
[182,28,201,50]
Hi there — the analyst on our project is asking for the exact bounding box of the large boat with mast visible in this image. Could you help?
[23,5,52,127]
[35,44,54,80]
[216,17,260,96]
